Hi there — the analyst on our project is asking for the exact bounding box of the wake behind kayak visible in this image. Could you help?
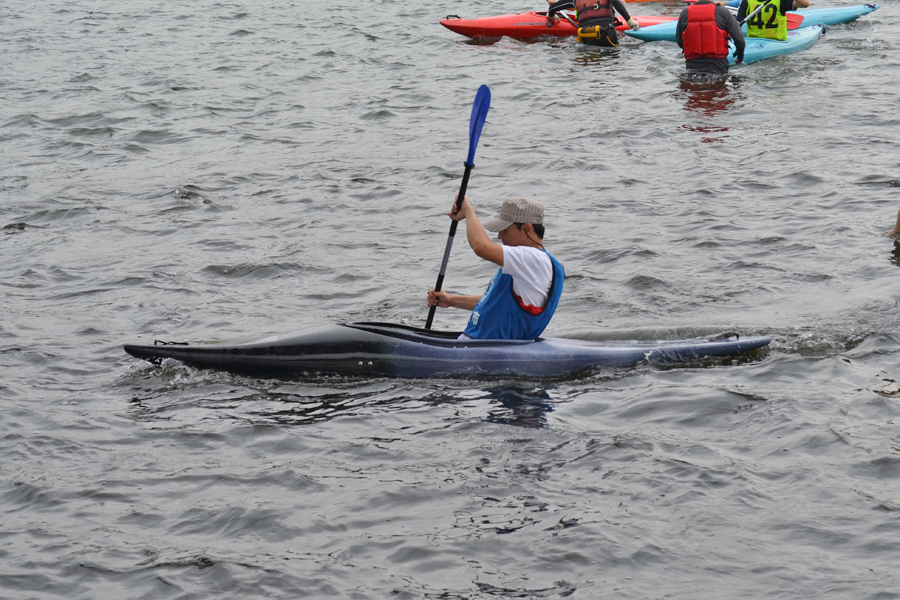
[124,322,771,379]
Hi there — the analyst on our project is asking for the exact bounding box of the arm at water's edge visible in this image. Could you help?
[611,0,632,21]
[675,9,689,48]
[885,208,900,236]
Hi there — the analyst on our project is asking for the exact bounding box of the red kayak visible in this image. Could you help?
[440,11,677,39]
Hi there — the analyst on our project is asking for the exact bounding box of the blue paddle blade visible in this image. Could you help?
[466,85,491,166]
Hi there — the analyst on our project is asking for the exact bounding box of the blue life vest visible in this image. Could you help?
[463,251,565,340]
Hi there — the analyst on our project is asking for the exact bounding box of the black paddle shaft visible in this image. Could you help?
[740,0,773,24]
[425,162,473,329]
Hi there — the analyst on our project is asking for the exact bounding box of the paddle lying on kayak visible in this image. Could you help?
[626,4,878,43]
[124,322,772,379]
[440,11,675,39]
[426,85,491,330]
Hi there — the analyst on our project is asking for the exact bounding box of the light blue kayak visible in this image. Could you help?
[731,24,823,64]
[626,3,878,43]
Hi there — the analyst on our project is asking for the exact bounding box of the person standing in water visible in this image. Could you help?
[547,0,641,47]
[676,0,746,74]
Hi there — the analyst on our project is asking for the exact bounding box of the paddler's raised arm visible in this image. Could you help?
[450,195,504,267]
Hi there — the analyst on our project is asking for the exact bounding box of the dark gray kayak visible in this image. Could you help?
[124,322,771,379]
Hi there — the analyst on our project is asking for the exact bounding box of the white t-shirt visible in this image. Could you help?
[501,245,553,308]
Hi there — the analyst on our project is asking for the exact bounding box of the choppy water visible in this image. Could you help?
[2,0,899,598]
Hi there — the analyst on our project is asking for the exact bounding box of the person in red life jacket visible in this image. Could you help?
[427,196,565,340]
[736,0,810,41]
[546,0,641,47]
[676,0,746,74]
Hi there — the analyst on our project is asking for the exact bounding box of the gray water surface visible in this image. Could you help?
[2,0,899,598]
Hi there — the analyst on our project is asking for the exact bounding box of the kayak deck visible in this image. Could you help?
[124,322,772,379]
[734,25,823,65]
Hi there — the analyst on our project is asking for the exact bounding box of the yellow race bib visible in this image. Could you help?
[746,0,788,41]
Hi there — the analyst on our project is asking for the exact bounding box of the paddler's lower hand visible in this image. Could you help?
[627,17,640,30]
[428,289,454,308]
[449,194,471,221]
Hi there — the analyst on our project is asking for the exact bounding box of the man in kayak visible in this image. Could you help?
[546,0,641,47]
[676,0,745,74]
[427,196,565,340]
[736,0,810,41]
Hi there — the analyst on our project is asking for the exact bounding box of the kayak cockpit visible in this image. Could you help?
[345,322,539,347]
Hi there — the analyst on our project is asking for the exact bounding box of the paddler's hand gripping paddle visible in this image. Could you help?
[425,84,491,330]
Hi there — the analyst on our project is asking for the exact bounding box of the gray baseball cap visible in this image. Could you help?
[483,197,545,232]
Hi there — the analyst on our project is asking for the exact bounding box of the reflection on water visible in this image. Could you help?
[484,386,555,428]
[890,241,900,267]
[680,122,729,143]
[571,45,621,67]
[676,73,738,117]
[464,37,501,46]
[126,370,557,429]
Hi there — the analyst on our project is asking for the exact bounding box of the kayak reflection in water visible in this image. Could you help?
[547,0,641,47]
[485,386,556,429]
[427,196,565,340]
